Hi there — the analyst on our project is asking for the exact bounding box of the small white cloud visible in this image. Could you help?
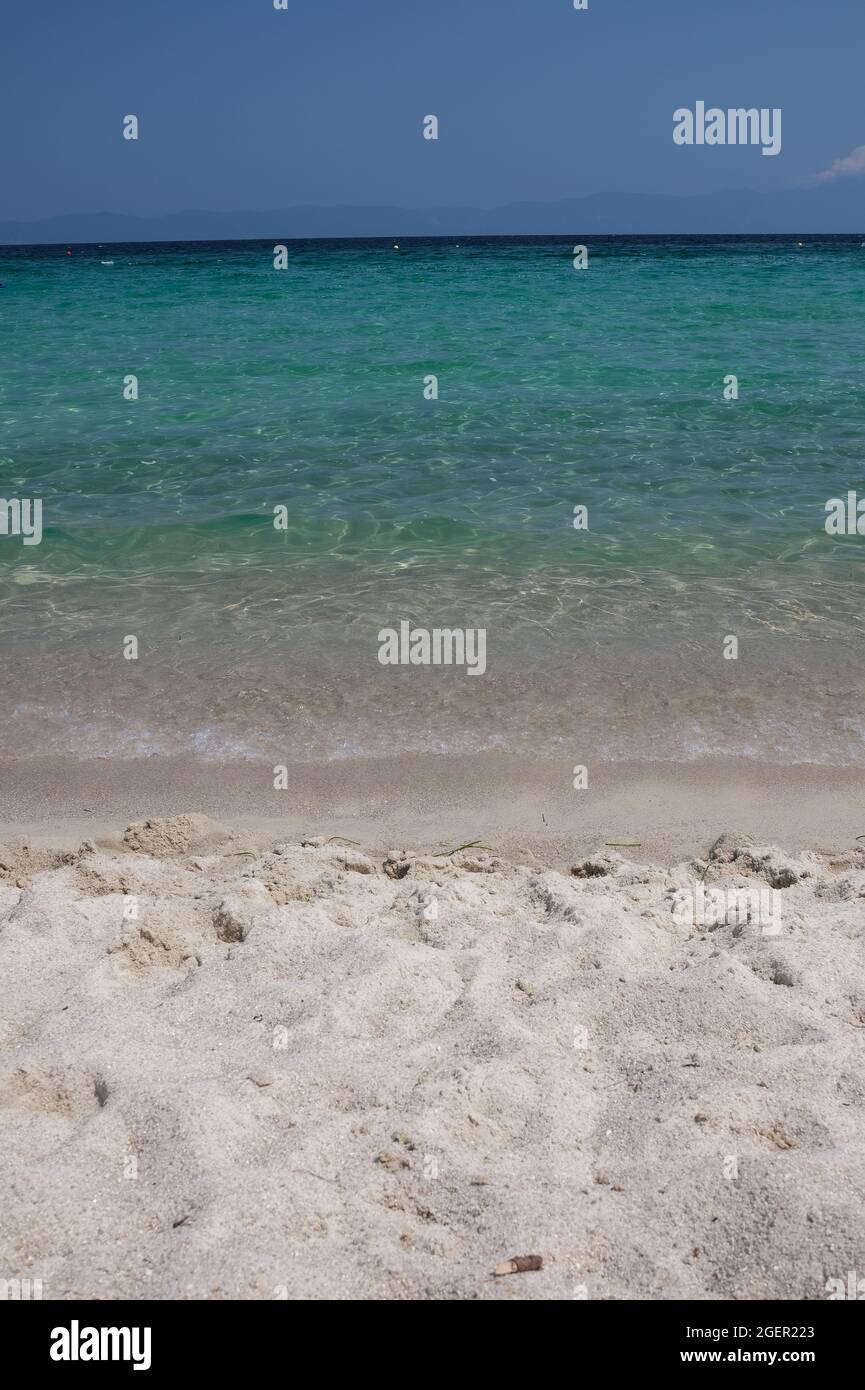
[811,143,865,183]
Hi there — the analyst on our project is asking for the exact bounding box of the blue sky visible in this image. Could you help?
[3,0,864,219]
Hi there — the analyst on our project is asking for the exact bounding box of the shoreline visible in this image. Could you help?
[2,753,862,865]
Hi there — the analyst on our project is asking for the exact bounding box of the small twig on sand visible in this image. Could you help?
[494,1255,543,1277]
[435,839,492,857]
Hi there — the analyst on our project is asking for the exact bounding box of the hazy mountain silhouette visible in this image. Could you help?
[2,185,864,243]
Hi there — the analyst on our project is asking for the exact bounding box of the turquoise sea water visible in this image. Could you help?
[1,236,864,763]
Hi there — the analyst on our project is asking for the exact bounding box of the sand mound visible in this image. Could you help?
[121,814,235,859]
[0,827,863,1300]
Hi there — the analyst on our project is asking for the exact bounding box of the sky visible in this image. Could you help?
[2,0,864,221]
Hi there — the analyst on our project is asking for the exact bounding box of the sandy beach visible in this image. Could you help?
[2,770,864,1301]
[6,0,865,1340]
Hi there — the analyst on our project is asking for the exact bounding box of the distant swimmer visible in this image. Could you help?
[393,243,400,250]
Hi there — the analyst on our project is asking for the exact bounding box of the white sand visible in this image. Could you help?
[1,814,864,1300]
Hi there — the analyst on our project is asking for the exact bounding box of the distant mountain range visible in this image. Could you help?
[2,184,864,244]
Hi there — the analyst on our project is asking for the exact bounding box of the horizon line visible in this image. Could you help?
[4,231,864,250]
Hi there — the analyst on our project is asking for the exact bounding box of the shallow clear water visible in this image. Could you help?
[2,236,865,762]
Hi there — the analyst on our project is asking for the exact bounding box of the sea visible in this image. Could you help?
[2,235,864,764]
